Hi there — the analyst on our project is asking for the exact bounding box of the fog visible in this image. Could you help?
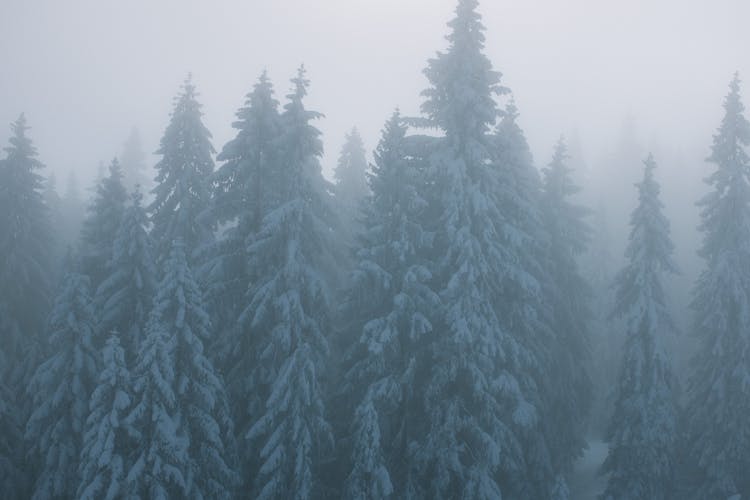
[4,0,747,328]
[2,1,750,497]
[3,0,747,172]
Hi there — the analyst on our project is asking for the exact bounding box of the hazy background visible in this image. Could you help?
[2,0,749,329]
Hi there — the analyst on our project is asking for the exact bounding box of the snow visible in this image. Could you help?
[569,439,609,500]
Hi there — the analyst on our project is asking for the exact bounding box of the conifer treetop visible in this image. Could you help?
[421,0,504,142]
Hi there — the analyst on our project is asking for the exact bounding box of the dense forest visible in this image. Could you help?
[2,1,749,498]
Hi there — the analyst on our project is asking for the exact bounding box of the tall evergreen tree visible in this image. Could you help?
[339,110,439,498]
[124,299,189,499]
[490,99,558,497]
[0,114,53,383]
[96,189,157,357]
[685,74,750,499]
[411,2,551,497]
[150,75,215,262]
[26,271,98,500]
[77,331,133,500]
[121,127,149,194]
[333,127,369,238]
[42,173,71,274]
[0,377,24,499]
[42,172,61,212]
[600,155,679,500]
[540,138,593,477]
[61,170,86,248]
[239,67,337,500]
[80,158,128,289]
[126,239,238,499]
[204,71,282,363]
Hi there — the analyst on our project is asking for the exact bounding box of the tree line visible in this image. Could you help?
[1,0,749,498]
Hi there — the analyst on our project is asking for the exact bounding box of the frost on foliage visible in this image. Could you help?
[203,71,283,368]
[344,398,394,500]
[149,74,215,263]
[550,474,571,500]
[77,332,133,500]
[490,101,558,496]
[0,114,53,385]
[126,239,238,499]
[96,189,157,357]
[407,1,551,497]
[125,303,189,499]
[240,68,336,500]
[685,74,750,500]
[80,158,128,289]
[540,138,593,475]
[340,110,438,499]
[601,155,679,500]
[26,271,98,500]
[0,376,24,499]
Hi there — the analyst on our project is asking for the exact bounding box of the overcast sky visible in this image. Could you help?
[1,0,748,187]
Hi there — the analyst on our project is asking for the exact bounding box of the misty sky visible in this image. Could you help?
[2,0,748,195]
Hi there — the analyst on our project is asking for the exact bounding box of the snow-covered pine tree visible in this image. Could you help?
[96,189,157,357]
[240,67,336,500]
[80,158,128,289]
[121,127,149,195]
[204,71,282,365]
[60,171,86,251]
[150,74,215,263]
[0,377,24,499]
[127,238,238,499]
[0,114,53,384]
[26,271,98,500]
[600,154,680,500]
[333,127,369,239]
[42,173,66,267]
[42,172,61,214]
[410,1,550,497]
[685,74,750,499]
[489,99,557,497]
[124,303,189,499]
[585,199,619,435]
[339,110,439,499]
[540,138,593,477]
[77,331,133,500]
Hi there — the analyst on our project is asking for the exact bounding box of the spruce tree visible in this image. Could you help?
[0,377,24,499]
[127,239,238,499]
[42,173,65,267]
[685,74,750,499]
[96,189,157,357]
[333,127,369,238]
[61,171,86,248]
[0,114,53,382]
[584,201,618,434]
[413,1,550,497]
[150,75,215,262]
[124,304,189,499]
[489,99,557,497]
[340,110,439,498]
[121,127,149,194]
[80,158,128,289]
[26,271,98,500]
[42,172,61,213]
[205,71,282,364]
[77,331,134,500]
[540,138,593,477]
[600,155,679,500]
[241,67,336,500]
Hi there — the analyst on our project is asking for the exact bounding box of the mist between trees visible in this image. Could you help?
[1,1,749,499]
